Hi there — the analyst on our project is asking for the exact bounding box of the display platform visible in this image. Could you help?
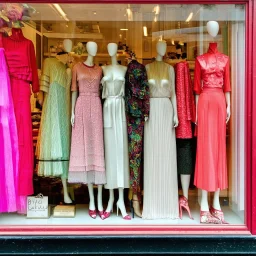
[0,203,243,226]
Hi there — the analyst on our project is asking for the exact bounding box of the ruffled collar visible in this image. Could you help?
[207,42,218,54]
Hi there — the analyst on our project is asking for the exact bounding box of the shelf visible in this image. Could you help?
[43,32,104,40]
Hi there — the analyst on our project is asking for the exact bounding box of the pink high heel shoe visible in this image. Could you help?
[179,195,194,220]
[209,206,229,224]
[101,209,113,220]
[98,210,105,220]
[116,202,131,220]
[89,209,97,219]
[200,210,221,224]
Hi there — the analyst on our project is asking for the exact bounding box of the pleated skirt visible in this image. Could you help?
[194,88,228,191]
[142,98,179,219]
[37,82,70,179]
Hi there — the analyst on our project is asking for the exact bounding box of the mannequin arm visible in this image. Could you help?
[195,94,199,124]
[38,91,44,106]
[225,92,231,123]
[170,93,178,128]
[169,66,178,128]
[71,91,78,127]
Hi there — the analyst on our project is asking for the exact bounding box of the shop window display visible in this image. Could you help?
[0,3,246,227]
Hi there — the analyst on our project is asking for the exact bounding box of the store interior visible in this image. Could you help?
[0,3,246,225]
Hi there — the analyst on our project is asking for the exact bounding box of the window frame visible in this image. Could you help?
[0,0,254,236]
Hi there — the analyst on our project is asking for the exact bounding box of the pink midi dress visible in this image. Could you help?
[68,63,106,184]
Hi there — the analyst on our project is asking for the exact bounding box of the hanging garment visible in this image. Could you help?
[194,42,231,192]
[102,74,129,189]
[175,61,195,175]
[0,33,19,213]
[142,61,179,219]
[125,60,150,199]
[36,58,71,178]
[68,63,106,184]
[3,28,39,198]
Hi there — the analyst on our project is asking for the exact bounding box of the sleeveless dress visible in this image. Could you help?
[68,63,106,185]
[36,58,71,178]
[142,61,179,219]
[102,76,129,189]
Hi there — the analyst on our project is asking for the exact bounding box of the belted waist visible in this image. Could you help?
[106,95,123,99]
[202,87,223,92]
[79,92,99,97]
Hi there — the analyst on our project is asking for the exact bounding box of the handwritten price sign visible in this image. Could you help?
[27,194,50,218]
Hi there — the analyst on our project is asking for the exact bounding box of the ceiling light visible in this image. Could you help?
[143,26,148,37]
[52,4,69,21]
[93,11,97,15]
[120,28,128,31]
[186,12,193,22]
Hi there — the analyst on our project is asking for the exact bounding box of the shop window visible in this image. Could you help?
[0,3,246,229]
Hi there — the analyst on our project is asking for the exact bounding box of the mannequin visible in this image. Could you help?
[142,40,179,219]
[101,43,130,220]
[125,52,150,218]
[37,40,72,204]
[68,41,106,219]
[194,21,231,224]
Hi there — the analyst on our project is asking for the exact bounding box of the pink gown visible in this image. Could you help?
[68,63,106,184]
[0,33,19,212]
[3,28,39,200]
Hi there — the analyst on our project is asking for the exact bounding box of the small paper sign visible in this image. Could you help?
[53,205,75,218]
[27,194,50,219]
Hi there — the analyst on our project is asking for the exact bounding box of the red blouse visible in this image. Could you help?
[194,42,231,95]
[2,28,39,93]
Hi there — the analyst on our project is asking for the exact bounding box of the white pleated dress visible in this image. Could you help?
[102,77,129,189]
[142,62,179,219]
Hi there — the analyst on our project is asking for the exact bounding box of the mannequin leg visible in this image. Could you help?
[105,189,114,213]
[132,193,142,218]
[213,189,221,210]
[117,188,129,218]
[200,189,209,211]
[180,174,191,199]
[88,184,96,210]
[61,176,72,204]
[97,185,103,211]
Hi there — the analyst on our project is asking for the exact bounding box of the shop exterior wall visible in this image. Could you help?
[0,0,256,254]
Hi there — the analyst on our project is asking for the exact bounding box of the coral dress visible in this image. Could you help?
[36,58,71,178]
[68,63,106,184]
[194,43,231,191]
[3,28,39,198]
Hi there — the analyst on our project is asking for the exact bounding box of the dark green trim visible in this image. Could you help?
[0,236,256,254]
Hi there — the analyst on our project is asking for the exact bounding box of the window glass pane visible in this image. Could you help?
[0,3,245,227]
